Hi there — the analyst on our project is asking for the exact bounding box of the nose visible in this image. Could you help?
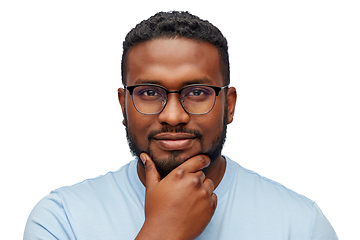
[157,93,190,126]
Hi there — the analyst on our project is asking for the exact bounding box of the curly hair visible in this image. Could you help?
[121,11,229,86]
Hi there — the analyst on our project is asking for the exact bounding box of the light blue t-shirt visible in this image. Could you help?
[24,156,338,239]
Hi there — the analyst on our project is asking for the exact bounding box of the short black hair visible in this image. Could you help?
[121,11,229,86]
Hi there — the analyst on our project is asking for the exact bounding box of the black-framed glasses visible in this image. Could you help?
[124,83,228,115]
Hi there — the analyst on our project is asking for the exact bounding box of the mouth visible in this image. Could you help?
[153,133,197,151]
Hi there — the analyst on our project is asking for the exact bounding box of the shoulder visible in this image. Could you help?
[219,157,338,239]
[224,156,315,211]
[53,160,139,199]
[24,160,142,239]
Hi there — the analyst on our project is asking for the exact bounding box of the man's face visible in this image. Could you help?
[119,38,235,178]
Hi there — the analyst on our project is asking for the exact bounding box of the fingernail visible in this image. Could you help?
[205,160,210,168]
[140,153,147,165]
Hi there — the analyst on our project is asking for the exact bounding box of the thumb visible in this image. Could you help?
[140,153,160,190]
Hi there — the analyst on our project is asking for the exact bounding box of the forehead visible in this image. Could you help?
[125,38,223,88]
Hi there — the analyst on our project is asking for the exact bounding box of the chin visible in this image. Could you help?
[149,149,191,179]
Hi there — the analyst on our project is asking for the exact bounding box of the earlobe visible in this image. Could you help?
[118,88,126,126]
[226,87,237,124]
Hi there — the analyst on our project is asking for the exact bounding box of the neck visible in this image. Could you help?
[203,155,226,189]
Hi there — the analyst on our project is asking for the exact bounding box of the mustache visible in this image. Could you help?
[147,127,203,141]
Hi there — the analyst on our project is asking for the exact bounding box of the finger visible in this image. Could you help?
[176,155,211,174]
[140,153,160,190]
[199,171,206,183]
[204,179,217,206]
[203,179,217,208]
[203,178,215,193]
[211,192,218,208]
[188,171,206,188]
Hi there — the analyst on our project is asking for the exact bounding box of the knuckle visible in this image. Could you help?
[190,176,201,187]
[207,193,217,212]
[211,193,217,204]
[199,188,211,198]
[204,179,214,191]
[196,170,205,178]
[210,199,217,211]
[174,168,186,179]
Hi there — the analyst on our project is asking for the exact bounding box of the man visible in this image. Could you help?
[24,11,338,239]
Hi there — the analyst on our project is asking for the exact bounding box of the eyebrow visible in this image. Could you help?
[133,78,214,86]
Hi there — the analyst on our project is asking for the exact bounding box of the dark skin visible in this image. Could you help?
[118,38,236,240]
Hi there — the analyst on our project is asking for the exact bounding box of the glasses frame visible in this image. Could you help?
[124,83,229,115]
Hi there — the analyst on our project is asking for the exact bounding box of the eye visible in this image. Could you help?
[189,89,205,96]
[142,89,158,97]
[134,86,165,101]
[184,86,212,98]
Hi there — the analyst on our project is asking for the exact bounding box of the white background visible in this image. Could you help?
[1,0,359,239]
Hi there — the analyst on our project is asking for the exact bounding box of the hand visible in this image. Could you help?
[135,153,217,240]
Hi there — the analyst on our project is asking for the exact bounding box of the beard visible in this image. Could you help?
[124,107,228,179]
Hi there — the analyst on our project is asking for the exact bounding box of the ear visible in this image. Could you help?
[226,87,237,124]
[118,88,126,126]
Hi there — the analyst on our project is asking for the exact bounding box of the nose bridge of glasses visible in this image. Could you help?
[164,91,185,106]
[166,89,182,97]
[163,89,184,103]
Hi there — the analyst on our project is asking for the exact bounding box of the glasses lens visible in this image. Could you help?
[132,85,167,114]
[181,85,216,114]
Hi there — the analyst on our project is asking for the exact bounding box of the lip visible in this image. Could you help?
[153,133,197,150]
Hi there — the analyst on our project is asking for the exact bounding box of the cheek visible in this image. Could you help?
[198,103,225,143]
[210,98,226,126]
[127,113,152,132]
[125,101,153,143]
